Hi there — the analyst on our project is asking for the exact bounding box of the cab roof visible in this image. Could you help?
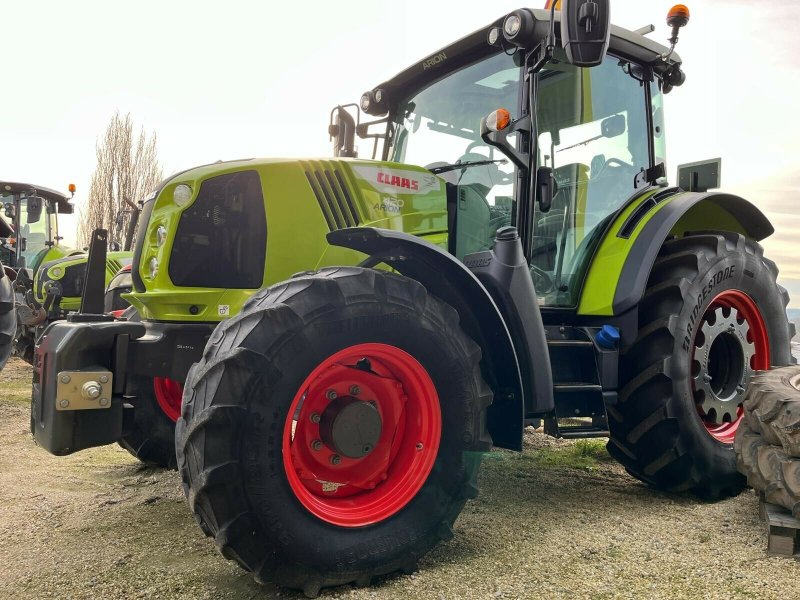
[370,8,681,111]
[0,181,71,207]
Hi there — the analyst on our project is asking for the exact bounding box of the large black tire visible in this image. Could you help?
[118,375,179,469]
[0,264,14,372]
[117,306,178,469]
[735,367,800,517]
[176,267,491,597]
[609,232,793,499]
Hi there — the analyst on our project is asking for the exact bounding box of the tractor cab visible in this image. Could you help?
[338,5,684,311]
[0,181,75,273]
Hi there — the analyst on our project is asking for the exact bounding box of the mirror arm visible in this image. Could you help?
[480,114,531,171]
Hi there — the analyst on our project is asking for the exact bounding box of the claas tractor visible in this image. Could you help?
[0,181,132,365]
[29,2,793,596]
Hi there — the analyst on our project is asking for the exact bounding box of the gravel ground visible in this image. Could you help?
[2,357,799,600]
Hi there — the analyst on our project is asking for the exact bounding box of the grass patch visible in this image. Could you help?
[531,439,611,470]
[0,360,33,407]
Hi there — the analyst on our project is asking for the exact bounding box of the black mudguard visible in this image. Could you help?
[614,192,773,314]
[328,227,552,451]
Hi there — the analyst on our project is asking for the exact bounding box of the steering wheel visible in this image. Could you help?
[592,157,637,179]
[530,264,555,294]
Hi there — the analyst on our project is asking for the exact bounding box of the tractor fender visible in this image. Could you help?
[612,191,773,315]
[327,227,526,451]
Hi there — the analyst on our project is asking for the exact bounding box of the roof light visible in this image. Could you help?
[667,4,690,28]
[68,183,76,194]
[487,26,501,46]
[503,14,521,37]
[360,93,371,112]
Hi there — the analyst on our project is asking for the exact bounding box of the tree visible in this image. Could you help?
[78,112,162,250]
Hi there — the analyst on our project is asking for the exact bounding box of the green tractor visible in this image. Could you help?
[0,181,133,363]
[30,2,792,596]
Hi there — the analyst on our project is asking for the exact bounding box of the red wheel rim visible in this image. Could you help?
[692,289,770,443]
[282,343,441,527]
[153,377,184,423]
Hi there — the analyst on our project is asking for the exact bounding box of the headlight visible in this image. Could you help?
[50,267,63,278]
[148,257,159,279]
[156,225,167,247]
[173,184,192,207]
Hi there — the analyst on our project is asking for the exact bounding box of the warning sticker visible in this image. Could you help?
[218,305,230,317]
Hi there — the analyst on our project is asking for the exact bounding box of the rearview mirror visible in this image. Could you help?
[601,114,625,138]
[561,0,611,68]
[329,106,357,158]
[536,166,557,213]
[26,196,43,224]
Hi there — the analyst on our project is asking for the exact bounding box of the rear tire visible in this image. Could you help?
[176,267,491,596]
[0,264,15,372]
[609,233,793,499]
[735,367,800,517]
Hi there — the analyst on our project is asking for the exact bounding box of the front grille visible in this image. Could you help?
[302,161,360,231]
[169,170,266,289]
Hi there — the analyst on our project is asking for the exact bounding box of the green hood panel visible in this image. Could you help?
[128,159,448,322]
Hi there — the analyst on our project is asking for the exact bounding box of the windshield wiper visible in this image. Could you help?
[428,158,507,175]
[557,134,603,153]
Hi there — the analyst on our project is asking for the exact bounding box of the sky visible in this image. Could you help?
[2,0,800,303]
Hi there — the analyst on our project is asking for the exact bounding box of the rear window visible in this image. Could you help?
[169,171,266,289]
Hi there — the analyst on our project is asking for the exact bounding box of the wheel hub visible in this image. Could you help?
[283,343,441,527]
[694,306,755,422]
[320,396,382,458]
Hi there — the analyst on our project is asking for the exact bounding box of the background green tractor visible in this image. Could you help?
[29,1,793,596]
[0,181,133,362]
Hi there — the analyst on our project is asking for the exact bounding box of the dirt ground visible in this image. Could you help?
[2,357,799,600]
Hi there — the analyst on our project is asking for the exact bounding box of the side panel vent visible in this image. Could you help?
[303,162,360,231]
[617,187,681,239]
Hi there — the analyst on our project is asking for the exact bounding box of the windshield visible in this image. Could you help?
[390,51,523,258]
[18,198,51,268]
[531,54,653,307]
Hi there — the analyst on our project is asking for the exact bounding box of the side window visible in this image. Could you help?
[651,78,667,178]
[531,56,650,307]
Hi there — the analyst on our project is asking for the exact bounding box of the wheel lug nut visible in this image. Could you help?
[330,454,341,465]
[310,413,321,424]
[326,389,337,401]
[311,439,322,451]
[350,385,360,396]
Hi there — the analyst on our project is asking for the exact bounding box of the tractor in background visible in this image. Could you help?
[28,2,793,596]
[0,181,132,363]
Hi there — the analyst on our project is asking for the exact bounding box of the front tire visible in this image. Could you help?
[609,233,793,498]
[118,375,182,468]
[176,267,491,596]
[0,265,15,372]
